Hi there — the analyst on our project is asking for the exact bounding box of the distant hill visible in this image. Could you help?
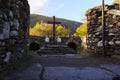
[30,14,82,34]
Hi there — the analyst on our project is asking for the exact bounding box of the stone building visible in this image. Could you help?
[0,0,30,73]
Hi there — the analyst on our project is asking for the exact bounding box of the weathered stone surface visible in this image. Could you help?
[101,64,120,76]
[86,4,120,56]
[3,53,120,80]
[43,66,115,80]
[78,67,114,80]
[0,0,30,74]
[43,67,80,80]
[3,63,43,80]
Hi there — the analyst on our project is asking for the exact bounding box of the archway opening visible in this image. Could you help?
[29,42,40,51]
[67,42,77,50]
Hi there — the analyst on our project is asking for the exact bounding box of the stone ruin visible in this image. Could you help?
[86,4,120,56]
[0,0,30,73]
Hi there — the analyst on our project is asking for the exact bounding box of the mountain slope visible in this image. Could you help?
[30,14,82,34]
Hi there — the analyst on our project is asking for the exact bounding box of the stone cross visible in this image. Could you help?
[47,16,61,44]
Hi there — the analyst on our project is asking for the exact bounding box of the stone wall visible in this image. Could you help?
[86,4,120,56]
[0,0,30,73]
[29,36,70,46]
[29,36,82,49]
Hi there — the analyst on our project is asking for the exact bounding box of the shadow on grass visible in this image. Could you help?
[28,50,36,56]
[77,49,87,55]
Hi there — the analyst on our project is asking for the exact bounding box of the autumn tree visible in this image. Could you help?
[56,25,70,37]
[113,0,120,4]
[74,23,87,37]
[29,22,70,37]
[74,23,87,49]
[29,22,53,36]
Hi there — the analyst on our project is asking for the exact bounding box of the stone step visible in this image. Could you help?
[40,48,74,52]
[37,45,76,55]
[37,50,76,55]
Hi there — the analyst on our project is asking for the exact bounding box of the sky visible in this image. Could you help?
[28,0,114,22]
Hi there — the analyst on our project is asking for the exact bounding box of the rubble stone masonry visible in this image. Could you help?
[0,0,30,73]
[86,4,120,56]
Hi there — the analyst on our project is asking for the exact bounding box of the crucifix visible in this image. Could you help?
[47,16,61,44]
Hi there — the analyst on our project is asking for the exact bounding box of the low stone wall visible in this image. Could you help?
[86,4,120,56]
[29,36,82,49]
[29,36,70,46]
[0,0,30,74]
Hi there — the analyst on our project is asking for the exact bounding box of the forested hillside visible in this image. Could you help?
[30,14,82,34]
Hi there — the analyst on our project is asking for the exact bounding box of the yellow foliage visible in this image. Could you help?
[29,22,70,37]
[29,22,53,36]
[74,23,87,36]
[113,0,120,4]
[56,25,63,31]
[56,25,70,37]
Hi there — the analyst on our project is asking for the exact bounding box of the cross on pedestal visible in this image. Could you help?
[47,16,61,44]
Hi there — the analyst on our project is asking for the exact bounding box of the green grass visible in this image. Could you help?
[28,50,36,56]
[0,70,7,80]
[77,49,87,54]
